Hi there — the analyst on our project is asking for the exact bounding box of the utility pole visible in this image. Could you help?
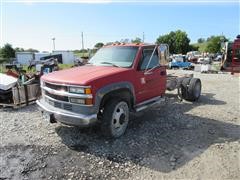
[142,32,145,43]
[52,37,55,51]
[81,32,84,49]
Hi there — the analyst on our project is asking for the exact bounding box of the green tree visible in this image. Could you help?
[0,43,15,59]
[156,30,190,54]
[189,44,199,51]
[197,38,205,43]
[94,42,104,49]
[131,37,142,43]
[79,49,88,53]
[205,36,227,53]
[15,47,25,52]
[25,48,39,53]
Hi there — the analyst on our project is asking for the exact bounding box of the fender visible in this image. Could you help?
[94,81,136,110]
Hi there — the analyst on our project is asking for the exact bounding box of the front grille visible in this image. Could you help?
[45,82,68,91]
[45,91,68,102]
[54,101,61,108]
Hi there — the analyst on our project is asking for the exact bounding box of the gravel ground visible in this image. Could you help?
[1,70,240,180]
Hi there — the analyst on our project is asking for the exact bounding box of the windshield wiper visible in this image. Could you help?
[100,62,120,68]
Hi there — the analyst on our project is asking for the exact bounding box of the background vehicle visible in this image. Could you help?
[169,55,192,69]
[37,43,202,138]
[221,35,240,74]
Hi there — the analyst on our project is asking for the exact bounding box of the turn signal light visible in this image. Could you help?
[85,98,93,105]
[85,88,92,94]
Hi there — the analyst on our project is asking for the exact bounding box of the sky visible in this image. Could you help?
[0,0,239,52]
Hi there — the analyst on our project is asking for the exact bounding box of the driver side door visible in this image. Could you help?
[135,47,166,103]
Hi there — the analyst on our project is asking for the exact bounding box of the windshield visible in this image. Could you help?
[89,46,139,68]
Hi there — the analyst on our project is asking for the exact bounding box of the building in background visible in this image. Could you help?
[52,50,76,64]
[16,50,76,65]
[34,52,51,61]
[16,52,34,65]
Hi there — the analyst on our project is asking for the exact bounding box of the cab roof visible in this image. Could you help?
[104,43,156,48]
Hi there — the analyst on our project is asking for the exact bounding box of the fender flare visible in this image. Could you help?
[94,81,136,110]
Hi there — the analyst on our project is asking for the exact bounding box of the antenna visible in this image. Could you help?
[81,32,84,49]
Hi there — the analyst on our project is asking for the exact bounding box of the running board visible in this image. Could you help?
[135,96,166,112]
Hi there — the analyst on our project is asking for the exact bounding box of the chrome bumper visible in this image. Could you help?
[36,99,98,127]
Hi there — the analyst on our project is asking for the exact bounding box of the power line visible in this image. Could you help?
[52,37,55,51]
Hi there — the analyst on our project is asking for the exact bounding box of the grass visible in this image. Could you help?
[74,52,90,58]
[58,64,74,69]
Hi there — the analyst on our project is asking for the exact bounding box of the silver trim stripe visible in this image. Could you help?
[42,86,93,99]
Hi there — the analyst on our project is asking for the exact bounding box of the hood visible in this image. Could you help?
[41,65,129,85]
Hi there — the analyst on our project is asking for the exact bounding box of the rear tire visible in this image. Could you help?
[101,98,129,138]
[186,78,201,101]
[180,78,191,100]
[180,78,201,101]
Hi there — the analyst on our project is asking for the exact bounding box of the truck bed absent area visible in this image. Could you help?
[1,70,240,179]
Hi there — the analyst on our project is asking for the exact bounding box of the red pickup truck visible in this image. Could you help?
[37,43,201,138]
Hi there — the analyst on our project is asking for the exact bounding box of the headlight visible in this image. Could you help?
[69,87,92,94]
[69,87,85,94]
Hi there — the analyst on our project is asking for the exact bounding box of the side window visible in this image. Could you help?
[139,48,159,70]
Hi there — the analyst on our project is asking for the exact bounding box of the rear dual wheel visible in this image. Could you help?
[181,78,201,101]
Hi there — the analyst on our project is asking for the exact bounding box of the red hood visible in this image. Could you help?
[41,65,129,85]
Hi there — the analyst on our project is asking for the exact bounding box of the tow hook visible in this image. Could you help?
[42,111,57,123]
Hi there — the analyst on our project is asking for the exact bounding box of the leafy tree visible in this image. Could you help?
[79,49,88,53]
[0,43,15,59]
[189,44,199,51]
[156,30,190,54]
[131,37,142,43]
[94,42,104,49]
[120,39,130,43]
[197,38,205,43]
[205,35,227,53]
[15,47,25,52]
[25,48,39,53]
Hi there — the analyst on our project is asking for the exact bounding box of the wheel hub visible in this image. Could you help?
[112,102,129,130]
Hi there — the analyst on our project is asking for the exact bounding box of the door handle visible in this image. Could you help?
[144,71,153,75]
[160,71,166,76]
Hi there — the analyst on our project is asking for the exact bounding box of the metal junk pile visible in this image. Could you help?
[0,58,59,108]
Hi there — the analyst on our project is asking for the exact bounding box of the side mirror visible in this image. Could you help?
[158,44,169,65]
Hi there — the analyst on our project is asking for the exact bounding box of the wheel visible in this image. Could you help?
[101,99,129,138]
[187,78,201,101]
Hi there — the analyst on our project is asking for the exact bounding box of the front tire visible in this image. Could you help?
[101,99,129,138]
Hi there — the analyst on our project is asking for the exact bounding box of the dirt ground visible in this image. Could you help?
[0,70,240,180]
